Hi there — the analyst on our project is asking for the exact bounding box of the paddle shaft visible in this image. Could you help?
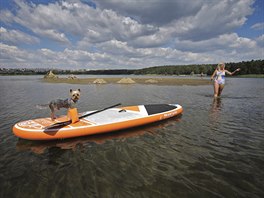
[79,103,121,119]
[47,103,121,129]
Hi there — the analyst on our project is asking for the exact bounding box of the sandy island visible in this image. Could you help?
[43,77,212,86]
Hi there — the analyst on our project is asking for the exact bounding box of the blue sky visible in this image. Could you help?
[0,0,263,69]
[236,0,263,38]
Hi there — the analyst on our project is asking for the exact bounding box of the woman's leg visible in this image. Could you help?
[214,82,219,97]
[218,84,225,96]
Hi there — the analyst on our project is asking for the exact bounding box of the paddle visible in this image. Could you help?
[46,103,122,129]
[79,103,121,119]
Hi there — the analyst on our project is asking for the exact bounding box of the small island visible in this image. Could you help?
[42,75,212,86]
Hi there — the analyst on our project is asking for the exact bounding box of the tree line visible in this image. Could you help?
[0,59,263,76]
[134,60,264,75]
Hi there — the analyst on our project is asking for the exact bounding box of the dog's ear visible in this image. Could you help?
[78,89,81,92]
[70,89,72,93]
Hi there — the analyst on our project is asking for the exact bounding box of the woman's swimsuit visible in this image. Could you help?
[215,70,225,85]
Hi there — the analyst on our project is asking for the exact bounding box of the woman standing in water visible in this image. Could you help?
[210,63,240,97]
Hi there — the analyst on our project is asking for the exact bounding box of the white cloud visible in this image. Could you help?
[0,43,32,63]
[1,0,158,46]
[169,0,254,41]
[0,27,39,45]
[251,22,264,30]
[0,10,14,23]
[96,0,203,25]
[0,0,262,69]
[96,0,254,41]
[256,34,264,47]
[128,30,169,48]
[174,33,257,52]
[35,29,70,44]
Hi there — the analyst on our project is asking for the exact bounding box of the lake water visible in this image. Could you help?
[0,76,263,198]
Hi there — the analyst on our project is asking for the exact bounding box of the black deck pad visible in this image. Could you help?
[144,104,177,115]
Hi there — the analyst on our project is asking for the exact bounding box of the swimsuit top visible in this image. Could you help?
[215,70,225,81]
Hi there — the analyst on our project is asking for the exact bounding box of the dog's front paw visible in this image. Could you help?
[51,116,57,121]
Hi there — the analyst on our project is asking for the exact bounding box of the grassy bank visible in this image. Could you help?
[43,77,212,86]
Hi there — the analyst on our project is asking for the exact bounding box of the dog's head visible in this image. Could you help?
[70,89,81,102]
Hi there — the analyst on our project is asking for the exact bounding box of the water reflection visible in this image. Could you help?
[211,97,222,113]
[16,129,149,154]
[16,116,182,154]
[208,97,223,132]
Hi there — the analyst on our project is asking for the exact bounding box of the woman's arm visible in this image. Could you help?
[225,68,241,75]
[210,70,217,80]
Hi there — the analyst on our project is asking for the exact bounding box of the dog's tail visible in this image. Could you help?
[36,104,49,110]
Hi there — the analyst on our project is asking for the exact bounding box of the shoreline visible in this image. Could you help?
[42,77,212,86]
[1,74,263,78]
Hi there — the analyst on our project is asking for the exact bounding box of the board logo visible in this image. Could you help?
[160,110,178,120]
[18,120,42,129]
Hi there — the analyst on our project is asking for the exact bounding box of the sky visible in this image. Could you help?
[0,0,263,69]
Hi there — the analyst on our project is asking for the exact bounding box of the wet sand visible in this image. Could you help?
[43,77,212,86]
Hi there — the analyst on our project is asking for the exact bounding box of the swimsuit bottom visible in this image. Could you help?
[215,79,225,85]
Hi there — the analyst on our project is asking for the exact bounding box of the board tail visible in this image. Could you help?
[36,104,49,110]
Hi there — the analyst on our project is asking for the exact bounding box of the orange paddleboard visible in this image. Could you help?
[13,104,183,140]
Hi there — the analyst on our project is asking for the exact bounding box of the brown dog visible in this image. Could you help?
[49,89,81,120]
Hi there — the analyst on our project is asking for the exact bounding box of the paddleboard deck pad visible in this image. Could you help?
[13,104,183,140]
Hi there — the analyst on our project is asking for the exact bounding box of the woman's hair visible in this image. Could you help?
[217,62,225,69]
